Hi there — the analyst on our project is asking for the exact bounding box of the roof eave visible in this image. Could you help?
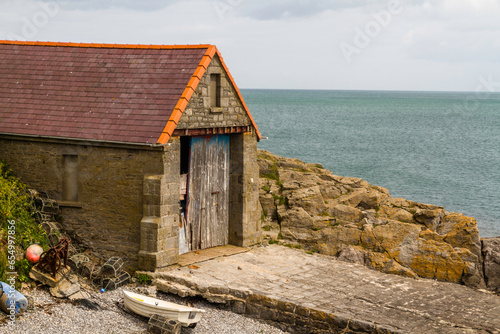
[156,46,262,145]
[0,132,165,149]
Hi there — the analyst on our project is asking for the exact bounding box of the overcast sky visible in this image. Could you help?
[1,0,499,91]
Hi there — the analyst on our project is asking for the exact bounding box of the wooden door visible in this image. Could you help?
[186,135,230,250]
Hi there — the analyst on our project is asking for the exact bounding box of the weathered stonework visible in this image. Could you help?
[139,138,181,271]
[0,44,262,274]
[0,54,262,271]
[153,245,500,333]
[0,137,164,270]
[176,54,262,248]
[176,54,251,130]
[229,132,262,246]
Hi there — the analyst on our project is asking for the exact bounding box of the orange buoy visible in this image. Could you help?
[26,244,43,264]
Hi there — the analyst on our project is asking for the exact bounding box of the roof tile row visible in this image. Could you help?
[0,42,209,144]
[0,40,260,144]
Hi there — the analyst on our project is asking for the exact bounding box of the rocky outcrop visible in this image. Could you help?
[258,150,493,290]
[482,237,500,293]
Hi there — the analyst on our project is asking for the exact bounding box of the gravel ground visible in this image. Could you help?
[1,285,290,334]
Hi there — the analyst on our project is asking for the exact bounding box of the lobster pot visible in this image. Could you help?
[100,257,124,277]
[100,271,131,291]
[148,314,181,334]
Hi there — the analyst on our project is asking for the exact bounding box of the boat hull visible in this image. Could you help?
[123,290,204,326]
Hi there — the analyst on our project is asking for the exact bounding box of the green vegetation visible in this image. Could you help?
[261,162,279,182]
[293,168,309,173]
[261,161,283,189]
[137,273,152,285]
[305,249,319,255]
[0,160,49,284]
[16,259,32,283]
[272,194,286,206]
[319,211,331,217]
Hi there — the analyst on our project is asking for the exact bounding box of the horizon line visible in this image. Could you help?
[239,88,500,94]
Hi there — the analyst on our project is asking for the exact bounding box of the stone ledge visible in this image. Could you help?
[154,276,405,334]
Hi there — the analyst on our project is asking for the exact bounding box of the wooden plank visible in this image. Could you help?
[172,127,249,137]
[186,135,230,251]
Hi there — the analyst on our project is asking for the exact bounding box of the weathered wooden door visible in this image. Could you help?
[186,135,230,250]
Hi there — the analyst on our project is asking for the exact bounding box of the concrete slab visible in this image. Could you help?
[177,245,249,267]
[155,245,500,334]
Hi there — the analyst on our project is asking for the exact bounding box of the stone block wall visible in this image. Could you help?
[229,132,262,246]
[0,54,262,271]
[176,54,262,249]
[176,55,252,130]
[0,137,164,270]
[139,138,181,271]
[241,132,262,246]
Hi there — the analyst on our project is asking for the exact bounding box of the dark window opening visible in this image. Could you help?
[63,155,78,202]
[180,136,190,175]
[180,136,190,224]
[210,73,221,107]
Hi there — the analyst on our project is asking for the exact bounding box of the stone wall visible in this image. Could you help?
[176,54,252,130]
[177,54,262,248]
[0,136,164,270]
[0,54,262,271]
[139,138,181,271]
[229,132,262,246]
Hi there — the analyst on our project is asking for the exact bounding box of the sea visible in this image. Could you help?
[242,89,500,238]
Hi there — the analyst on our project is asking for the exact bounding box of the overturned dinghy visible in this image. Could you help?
[123,290,205,327]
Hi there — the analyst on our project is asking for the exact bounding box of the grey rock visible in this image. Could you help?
[482,237,500,292]
[50,277,81,298]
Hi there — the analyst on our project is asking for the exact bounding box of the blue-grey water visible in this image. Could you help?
[242,89,500,238]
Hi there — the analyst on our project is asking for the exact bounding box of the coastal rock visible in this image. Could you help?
[438,213,482,259]
[364,251,418,278]
[258,149,489,289]
[260,193,277,219]
[409,238,465,283]
[358,189,388,210]
[285,186,327,215]
[328,204,363,223]
[320,227,362,256]
[414,208,445,231]
[377,206,414,223]
[482,237,500,293]
[455,247,485,289]
[337,188,368,207]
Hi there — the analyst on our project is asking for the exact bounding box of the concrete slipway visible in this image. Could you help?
[149,245,499,334]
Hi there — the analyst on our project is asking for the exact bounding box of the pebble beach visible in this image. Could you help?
[1,285,289,334]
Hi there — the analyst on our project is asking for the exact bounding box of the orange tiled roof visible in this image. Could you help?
[0,40,260,145]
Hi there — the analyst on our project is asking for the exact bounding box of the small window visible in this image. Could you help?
[210,73,221,107]
[63,155,78,202]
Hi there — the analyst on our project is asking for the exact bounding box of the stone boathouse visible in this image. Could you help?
[0,40,262,271]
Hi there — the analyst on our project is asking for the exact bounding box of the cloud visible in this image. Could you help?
[397,0,500,63]
[45,0,177,11]
[232,0,370,20]
[0,0,499,91]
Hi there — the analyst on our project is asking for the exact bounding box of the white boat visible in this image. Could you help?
[123,290,205,327]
